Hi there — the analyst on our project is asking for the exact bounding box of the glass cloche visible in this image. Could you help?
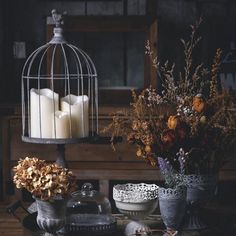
[67,183,111,214]
[62,183,116,235]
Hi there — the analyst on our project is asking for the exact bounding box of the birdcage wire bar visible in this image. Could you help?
[21,10,98,145]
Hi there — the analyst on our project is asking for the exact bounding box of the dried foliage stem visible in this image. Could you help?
[103,18,236,182]
[210,48,223,98]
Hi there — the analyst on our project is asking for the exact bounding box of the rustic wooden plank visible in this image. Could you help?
[2,109,236,202]
[9,161,155,171]
[9,160,236,183]
[10,136,137,162]
[9,160,236,181]
[219,170,236,181]
[9,117,139,162]
[0,104,130,117]
[72,169,162,181]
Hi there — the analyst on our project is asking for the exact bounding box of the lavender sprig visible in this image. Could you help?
[158,157,171,174]
[158,152,186,188]
[176,148,188,175]
[158,157,177,188]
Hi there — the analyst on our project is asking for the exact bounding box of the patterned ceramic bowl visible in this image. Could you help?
[113,183,159,220]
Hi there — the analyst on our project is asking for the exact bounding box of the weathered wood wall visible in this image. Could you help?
[0,0,236,201]
[1,105,236,202]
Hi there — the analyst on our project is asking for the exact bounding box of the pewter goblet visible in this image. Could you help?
[113,183,159,236]
[35,197,67,236]
[183,175,217,230]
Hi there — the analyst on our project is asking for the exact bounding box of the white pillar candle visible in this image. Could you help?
[61,94,89,138]
[52,111,70,139]
[30,88,59,138]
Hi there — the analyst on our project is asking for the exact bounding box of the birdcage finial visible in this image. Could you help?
[51,9,63,28]
[49,9,67,44]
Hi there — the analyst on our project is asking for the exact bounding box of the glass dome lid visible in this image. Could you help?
[67,183,111,215]
[63,183,116,235]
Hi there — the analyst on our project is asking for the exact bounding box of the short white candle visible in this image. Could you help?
[61,94,89,138]
[52,111,70,139]
[30,88,59,138]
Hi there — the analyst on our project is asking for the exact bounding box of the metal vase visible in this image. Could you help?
[183,174,217,230]
[158,186,187,235]
[35,197,67,236]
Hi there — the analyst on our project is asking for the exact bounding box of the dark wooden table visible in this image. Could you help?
[2,201,236,236]
[9,213,229,236]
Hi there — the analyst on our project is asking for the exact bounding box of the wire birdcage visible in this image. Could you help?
[21,9,98,145]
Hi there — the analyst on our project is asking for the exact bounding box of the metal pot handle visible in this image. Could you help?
[6,201,30,222]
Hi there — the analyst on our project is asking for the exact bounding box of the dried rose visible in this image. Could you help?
[136,148,143,157]
[145,145,152,153]
[161,129,176,147]
[167,115,179,129]
[127,132,137,144]
[146,154,157,166]
[132,120,141,131]
[141,134,155,146]
[141,121,149,131]
[193,94,205,113]
[176,121,190,140]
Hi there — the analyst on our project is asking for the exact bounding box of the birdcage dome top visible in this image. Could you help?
[22,9,97,80]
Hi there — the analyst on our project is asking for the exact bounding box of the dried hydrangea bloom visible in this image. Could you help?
[13,157,77,201]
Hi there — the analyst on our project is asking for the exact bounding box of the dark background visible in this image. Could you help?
[0,0,236,103]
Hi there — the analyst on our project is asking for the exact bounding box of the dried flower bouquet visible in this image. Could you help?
[13,157,76,201]
[104,19,236,179]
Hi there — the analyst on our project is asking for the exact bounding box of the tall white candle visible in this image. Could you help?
[30,88,59,138]
[61,94,89,138]
[52,111,70,139]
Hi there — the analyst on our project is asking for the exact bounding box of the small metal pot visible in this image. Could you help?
[158,186,187,233]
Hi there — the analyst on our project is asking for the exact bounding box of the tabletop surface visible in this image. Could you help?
[2,202,236,236]
[27,214,231,236]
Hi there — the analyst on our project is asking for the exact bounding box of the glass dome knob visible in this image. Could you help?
[81,183,94,197]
